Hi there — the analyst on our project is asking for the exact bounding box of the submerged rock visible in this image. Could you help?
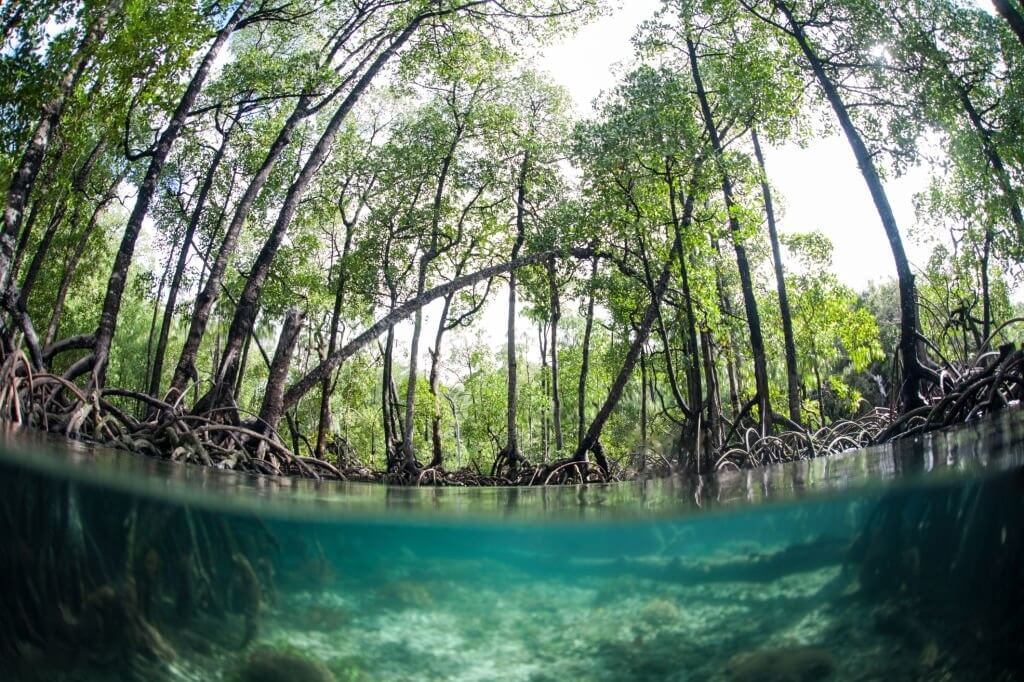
[726,645,835,682]
[237,648,336,682]
[639,598,681,627]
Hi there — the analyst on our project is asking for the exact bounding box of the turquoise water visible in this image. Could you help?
[0,412,1022,681]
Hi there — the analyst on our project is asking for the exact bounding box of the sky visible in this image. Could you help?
[535,0,935,292]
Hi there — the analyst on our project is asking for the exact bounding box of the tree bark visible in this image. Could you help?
[752,128,801,425]
[772,0,926,410]
[258,308,305,433]
[687,33,772,433]
[92,0,252,387]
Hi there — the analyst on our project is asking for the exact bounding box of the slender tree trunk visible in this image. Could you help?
[577,256,597,445]
[639,346,648,448]
[540,319,549,459]
[314,222,355,458]
[773,0,926,410]
[9,199,41,290]
[687,33,772,434]
[44,175,122,347]
[993,0,1024,47]
[400,130,460,471]
[662,165,699,417]
[981,226,993,346]
[503,151,529,471]
[1,0,118,289]
[258,308,305,432]
[148,116,236,399]
[91,0,252,386]
[547,258,563,451]
[701,329,722,450]
[428,293,454,469]
[18,198,68,305]
[752,129,801,425]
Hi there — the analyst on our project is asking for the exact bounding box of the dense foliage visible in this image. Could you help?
[1,0,1022,479]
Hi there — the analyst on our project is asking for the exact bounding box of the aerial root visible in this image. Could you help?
[714,343,1023,471]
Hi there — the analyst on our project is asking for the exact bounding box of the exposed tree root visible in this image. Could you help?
[713,342,1023,471]
[1,340,1019,486]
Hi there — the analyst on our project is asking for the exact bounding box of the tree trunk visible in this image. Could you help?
[44,175,122,347]
[1,0,118,289]
[503,150,529,471]
[687,33,772,434]
[148,115,236,399]
[577,256,597,445]
[400,128,460,472]
[381,329,397,469]
[701,329,722,451]
[573,233,681,464]
[314,221,356,458]
[993,0,1024,47]
[773,0,926,410]
[752,128,801,425]
[428,293,454,469]
[547,257,563,452]
[258,308,305,433]
[92,0,252,386]
[18,198,68,306]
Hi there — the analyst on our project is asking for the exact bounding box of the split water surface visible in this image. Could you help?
[1,411,1022,681]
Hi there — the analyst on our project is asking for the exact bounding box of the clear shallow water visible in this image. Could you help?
[0,411,1022,681]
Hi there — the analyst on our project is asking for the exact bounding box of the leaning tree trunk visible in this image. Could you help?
[688,34,772,434]
[18,198,68,306]
[572,232,682,464]
[280,245,600,413]
[258,308,305,434]
[752,129,801,425]
[773,0,926,410]
[993,0,1024,47]
[90,0,252,387]
[44,174,122,347]
[167,95,314,401]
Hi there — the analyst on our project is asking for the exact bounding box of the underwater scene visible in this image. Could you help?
[0,412,1022,682]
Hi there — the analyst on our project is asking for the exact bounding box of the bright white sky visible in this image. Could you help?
[536,0,934,292]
